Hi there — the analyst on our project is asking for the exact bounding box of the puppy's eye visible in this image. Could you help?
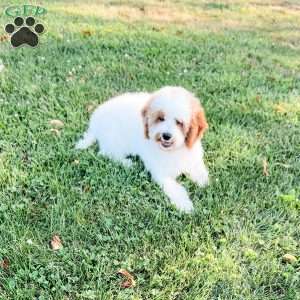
[176,120,183,127]
[157,116,165,122]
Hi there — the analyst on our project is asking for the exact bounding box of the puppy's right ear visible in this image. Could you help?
[142,102,150,139]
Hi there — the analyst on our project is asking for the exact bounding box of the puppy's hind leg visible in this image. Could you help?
[98,149,133,168]
[75,130,96,150]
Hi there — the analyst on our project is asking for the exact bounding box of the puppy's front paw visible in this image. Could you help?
[157,177,194,213]
[166,181,194,213]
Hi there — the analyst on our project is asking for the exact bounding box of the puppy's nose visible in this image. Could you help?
[162,132,172,141]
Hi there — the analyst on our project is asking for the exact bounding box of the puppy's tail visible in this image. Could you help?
[75,130,96,150]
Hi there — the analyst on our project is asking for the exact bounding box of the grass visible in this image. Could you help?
[0,0,300,299]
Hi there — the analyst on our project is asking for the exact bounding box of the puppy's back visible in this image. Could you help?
[88,92,150,153]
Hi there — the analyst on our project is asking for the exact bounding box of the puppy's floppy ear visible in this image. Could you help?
[142,100,151,139]
[185,97,208,148]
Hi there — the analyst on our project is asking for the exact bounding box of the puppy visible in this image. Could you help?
[76,86,209,212]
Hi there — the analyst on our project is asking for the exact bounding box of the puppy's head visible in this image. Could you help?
[142,86,208,151]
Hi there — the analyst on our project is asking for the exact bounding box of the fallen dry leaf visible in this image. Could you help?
[81,29,93,37]
[49,119,64,128]
[50,235,63,251]
[152,26,163,32]
[0,258,9,270]
[83,185,91,193]
[263,158,269,176]
[118,269,136,288]
[86,103,97,113]
[50,128,61,136]
[255,95,261,102]
[0,35,9,42]
[282,254,297,264]
[274,104,286,114]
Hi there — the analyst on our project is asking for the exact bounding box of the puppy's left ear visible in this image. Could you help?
[185,97,208,148]
[142,101,150,139]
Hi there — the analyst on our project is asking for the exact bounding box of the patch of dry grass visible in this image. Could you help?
[46,0,300,46]
[48,1,300,30]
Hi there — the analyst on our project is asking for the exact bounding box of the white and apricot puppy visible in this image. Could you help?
[76,86,209,212]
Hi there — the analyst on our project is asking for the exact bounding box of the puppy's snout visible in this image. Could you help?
[162,132,172,141]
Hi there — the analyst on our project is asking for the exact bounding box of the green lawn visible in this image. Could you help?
[0,1,300,299]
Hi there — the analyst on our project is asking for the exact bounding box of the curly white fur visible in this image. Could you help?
[76,86,209,212]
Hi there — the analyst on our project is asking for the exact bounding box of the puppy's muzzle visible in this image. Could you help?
[162,132,172,141]
[160,132,174,149]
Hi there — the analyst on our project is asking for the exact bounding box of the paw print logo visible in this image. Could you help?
[5,16,44,48]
